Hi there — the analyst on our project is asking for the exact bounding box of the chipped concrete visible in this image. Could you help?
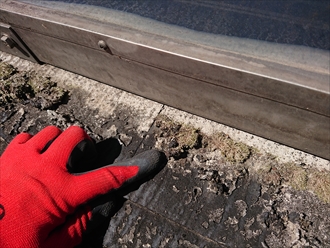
[160,107,330,171]
[1,52,329,247]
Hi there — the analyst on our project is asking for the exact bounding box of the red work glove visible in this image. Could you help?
[0,126,166,248]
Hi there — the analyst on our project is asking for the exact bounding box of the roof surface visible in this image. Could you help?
[1,52,329,247]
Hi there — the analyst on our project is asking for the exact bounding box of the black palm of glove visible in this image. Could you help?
[68,135,167,244]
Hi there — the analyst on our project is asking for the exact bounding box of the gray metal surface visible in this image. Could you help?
[0,3,328,116]
[0,22,38,62]
[0,0,329,159]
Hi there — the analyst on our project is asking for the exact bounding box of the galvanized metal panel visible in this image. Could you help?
[12,28,330,159]
[0,0,329,159]
[0,22,38,62]
[0,2,328,117]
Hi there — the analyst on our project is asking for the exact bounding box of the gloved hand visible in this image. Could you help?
[0,126,166,248]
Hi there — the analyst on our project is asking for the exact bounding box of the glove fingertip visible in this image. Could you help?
[66,126,91,140]
[113,149,167,185]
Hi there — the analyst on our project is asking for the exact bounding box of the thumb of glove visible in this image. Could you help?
[60,149,167,245]
[80,149,167,208]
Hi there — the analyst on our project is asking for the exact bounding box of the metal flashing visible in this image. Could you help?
[0,0,329,159]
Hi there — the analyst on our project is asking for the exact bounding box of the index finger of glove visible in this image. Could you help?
[26,126,62,152]
[9,133,32,145]
[1,133,32,156]
[43,126,91,167]
[66,165,139,207]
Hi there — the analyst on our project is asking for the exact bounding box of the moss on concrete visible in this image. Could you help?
[308,170,330,204]
[155,115,330,204]
[208,132,252,163]
[155,115,251,163]
[154,115,201,159]
[258,164,282,186]
[0,61,67,109]
[155,115,201,149]
[176,125,200,150]
[0,61,17,80]
[279,163,308,191]
[257,161,330,204]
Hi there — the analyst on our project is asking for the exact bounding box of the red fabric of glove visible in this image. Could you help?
[0,126,138,248]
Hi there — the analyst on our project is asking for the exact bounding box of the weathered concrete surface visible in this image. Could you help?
[1,52,329,247]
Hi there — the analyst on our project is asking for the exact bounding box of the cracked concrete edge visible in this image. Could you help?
[0,52,163,136]
[1,51,329,171]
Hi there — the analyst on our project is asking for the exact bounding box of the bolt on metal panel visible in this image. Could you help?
[0,22,39,63]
